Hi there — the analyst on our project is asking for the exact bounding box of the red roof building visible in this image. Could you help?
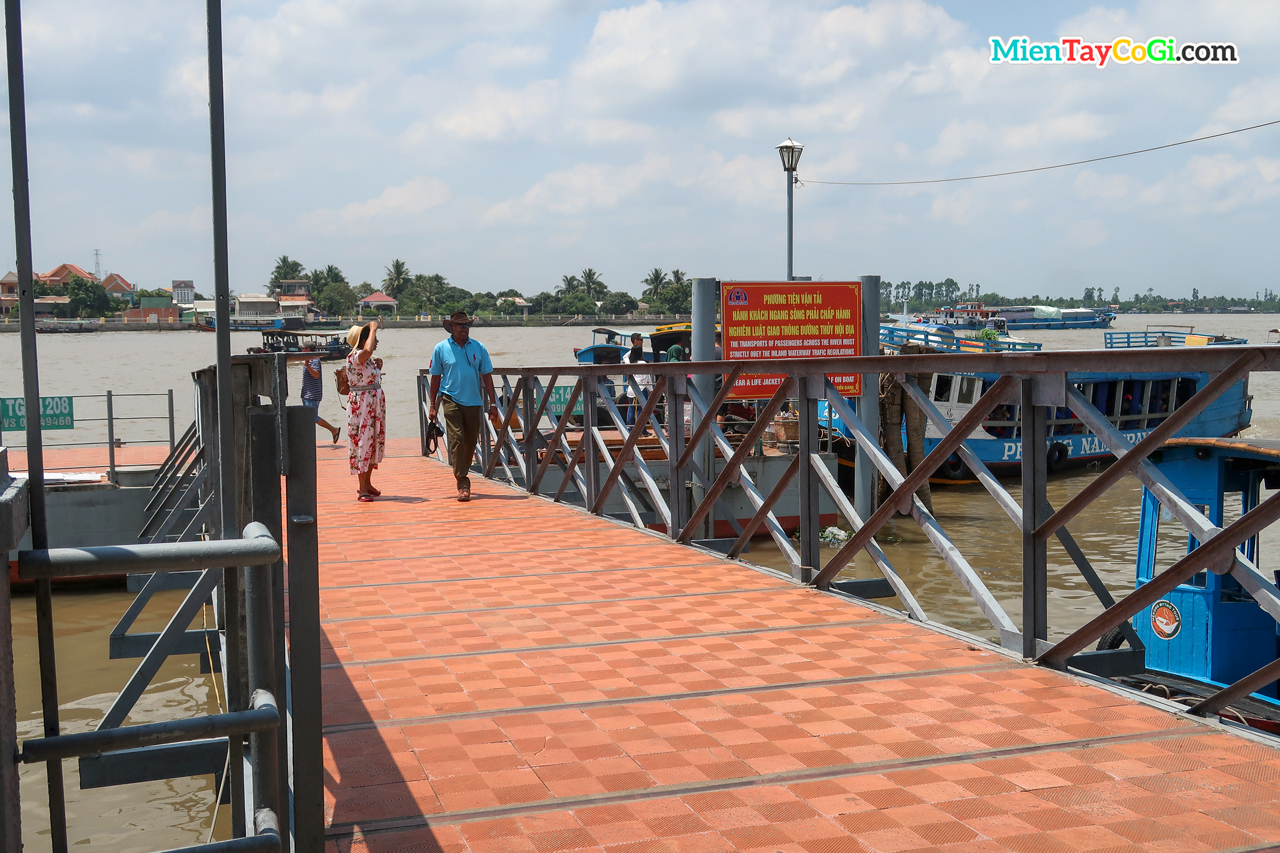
[40,263,98,287]
[358,291,398,311]
[101,273,135,295]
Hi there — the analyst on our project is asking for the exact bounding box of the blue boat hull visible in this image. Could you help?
[1003,317,1115,330]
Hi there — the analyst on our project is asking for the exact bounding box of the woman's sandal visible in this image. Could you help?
[331,427,341,443]
[358,493,374,502]
[367,486,381,496]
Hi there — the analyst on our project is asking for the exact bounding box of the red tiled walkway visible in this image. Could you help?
[321,439,1280,853]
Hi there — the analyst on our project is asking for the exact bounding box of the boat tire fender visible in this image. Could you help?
[941,454,969,481]
[1047,442,1069,474]
[1096,626,1126,651]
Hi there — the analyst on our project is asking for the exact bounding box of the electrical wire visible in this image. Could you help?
[801,118,1280,187]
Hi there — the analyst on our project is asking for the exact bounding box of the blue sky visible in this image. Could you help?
[1,0,1276,299]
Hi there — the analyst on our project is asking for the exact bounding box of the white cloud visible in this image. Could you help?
[2,0,1278,300]
[299,176,451,233]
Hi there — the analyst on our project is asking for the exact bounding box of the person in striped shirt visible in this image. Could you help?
[302,356,341,443]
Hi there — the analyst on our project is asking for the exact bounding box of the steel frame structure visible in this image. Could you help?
[420,345,1280,718]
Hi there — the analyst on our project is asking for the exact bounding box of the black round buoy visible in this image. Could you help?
[1047,442,1069,473]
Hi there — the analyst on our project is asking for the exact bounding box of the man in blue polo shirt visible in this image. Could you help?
[428,311,499,501]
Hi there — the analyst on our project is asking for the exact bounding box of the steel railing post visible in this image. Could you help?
[106,390,116,484]
[796,374,821,582]
[247,410,281,842]
[284,406,322,853]
[416,372,428,457]
[582,377,599,508]
[1021,378,1048,658]
[168,388,175,449]
[523,372,537,491]
[855,275,881,521]
[666,375,686,539]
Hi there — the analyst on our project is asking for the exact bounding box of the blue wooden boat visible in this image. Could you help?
[820,330,1253,481]
[1111,438,1280,732]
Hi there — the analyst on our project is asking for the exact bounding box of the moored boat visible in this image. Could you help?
[247,329,352,360]
[1103,438,1280,734]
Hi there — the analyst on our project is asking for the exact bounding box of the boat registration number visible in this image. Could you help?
[1,396,75,431]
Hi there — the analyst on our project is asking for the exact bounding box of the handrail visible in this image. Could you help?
[17,521,279,579]
[20,689,279,764]
[502,344,1280,377]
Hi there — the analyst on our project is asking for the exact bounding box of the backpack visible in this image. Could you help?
[334,363,350,396]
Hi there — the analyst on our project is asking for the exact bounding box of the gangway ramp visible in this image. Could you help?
[319,440,1280,853]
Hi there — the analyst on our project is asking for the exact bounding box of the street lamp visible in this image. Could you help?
[776,138,803,280]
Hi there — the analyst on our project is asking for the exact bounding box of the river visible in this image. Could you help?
[4,312,1280,849]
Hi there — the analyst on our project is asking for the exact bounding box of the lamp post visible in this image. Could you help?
[776,137,803,281]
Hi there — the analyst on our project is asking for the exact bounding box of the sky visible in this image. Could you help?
[0,0,1276,300]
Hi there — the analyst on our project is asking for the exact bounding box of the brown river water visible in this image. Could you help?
[4,313,1280,848]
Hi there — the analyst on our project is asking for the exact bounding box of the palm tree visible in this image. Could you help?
[669,269,687,290]
[324,264,346,284]
[269,255,305,295]
[579,268,606,301]
[641,268,670,301]
[557,274,582,296]
[382,259,411,299]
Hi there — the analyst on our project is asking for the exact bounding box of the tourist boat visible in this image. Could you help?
[822,331,1252,482]
[880,321,1042,353]
[918,302,1115,330]
[573,327,656,365]
[246,330,351,360]
[1100,438,1280,734]
[1105,325,1248,348]
[196,316,305,332]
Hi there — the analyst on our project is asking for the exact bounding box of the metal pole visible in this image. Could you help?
[1020,380,1048,658]
[285,407,321,853]
[168,388,176,449]
[106,390,116,484]
[205,0,245,835]
[786,172,794,281]
[247,412,280,830]
[5,0,68,846]
[691,278,717,539]
[666,375,686,540]
[854,275,881,522]
[796,375,820,582]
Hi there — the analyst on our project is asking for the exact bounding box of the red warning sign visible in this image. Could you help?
[720,281,863,400]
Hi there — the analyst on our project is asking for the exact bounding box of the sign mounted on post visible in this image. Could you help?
[541,384,583,418]
[1,396,75,430]
[720,281,863,400]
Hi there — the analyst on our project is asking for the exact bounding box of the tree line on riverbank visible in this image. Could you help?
[269,257,696,317]
[884,278,1275,314]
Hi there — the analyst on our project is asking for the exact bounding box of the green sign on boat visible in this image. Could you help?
[1,396,75,430]
[542,385,583,418]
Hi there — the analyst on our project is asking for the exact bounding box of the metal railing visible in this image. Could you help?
[420,345,1280,718]
[0,390,177,481]
[9,394,321,852]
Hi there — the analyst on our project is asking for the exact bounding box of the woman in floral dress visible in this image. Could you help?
[345,321,385,501]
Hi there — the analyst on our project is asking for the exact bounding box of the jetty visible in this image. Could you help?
[318,438,1280,852]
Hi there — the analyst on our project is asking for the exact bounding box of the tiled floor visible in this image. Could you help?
[323,439,1280,852]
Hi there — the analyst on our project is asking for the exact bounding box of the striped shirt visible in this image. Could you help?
[301,358,324,401]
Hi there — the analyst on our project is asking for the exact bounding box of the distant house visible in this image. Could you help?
[40,263,97,287]
[358,291,398,312]
[101,273,135,297]
[170,280,195,306]
[236,294,279,317]
[277,279,313,298]
[278,294,311,318]
[33,295,70,315]
[124,296,180,322]
[498,295,531,318]
[1,271,17,316]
